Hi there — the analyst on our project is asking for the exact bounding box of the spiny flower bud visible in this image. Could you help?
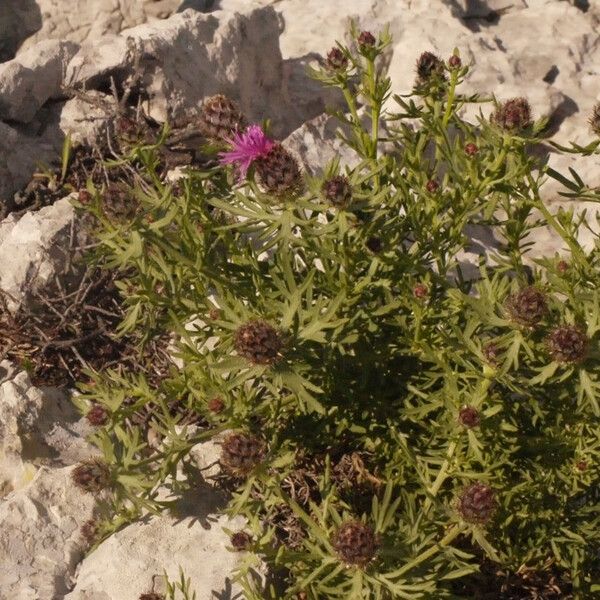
[464,142,479,156]
[332,520,378,567]
[491,98,533,132]
[234,320,284,365]
[220,432,266,476]
[322,175,352,207]
[413,283,428,299]
[358,31,376,48]
[426,179,439,193]
[589,103,600,137]
[86,404,109,426]
[448,55,462,69]
[457,482,496,524]
[416,51,446,84]
[505,286,548,327]
[458,406,481,428]
[255,143,303,196]
[71,458,111,493]
[199,94,246,141]
[139,594,165,600]
[546,325,588,364]
[576,460,588,472]
[326,47,349,71]
[207,396,225,414]
[230,531,252,551]
[557,260,569,274]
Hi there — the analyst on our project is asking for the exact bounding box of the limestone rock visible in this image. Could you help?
[0,197,81,312]
[0,40,79,123]
[0,466,98,599]
[65,504,248,600]
[0,0,42,63]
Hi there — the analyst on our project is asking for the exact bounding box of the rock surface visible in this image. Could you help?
[0,465,99,599]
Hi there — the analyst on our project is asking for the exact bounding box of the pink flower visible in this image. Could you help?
[219,124,274,181]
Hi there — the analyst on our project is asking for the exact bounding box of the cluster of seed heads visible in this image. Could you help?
[220,431,266,476]
[234,320,284,365]
[332,520,379,567]
[505,286,548,327]
[491,97,533,132]
[457,482,497,524]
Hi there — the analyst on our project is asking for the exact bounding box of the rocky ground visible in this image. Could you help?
[0,0,599,598]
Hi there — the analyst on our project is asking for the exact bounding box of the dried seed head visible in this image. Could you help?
[230,531,252,551]
[589,103,600,137]
[366,237,383,254]
[505,286,548,327]
[326,47,349,71]
[458,482,497,524]
[426,179,439,193]
[458,406,481,428]
[199,94,246,141]
[255,143,303,196]
[139,594,165,600]
[220,432,266,476]
[80,518,99,545]
[448,55,462,69]
[464,142,479,156]
[413,283,428,299]
[358,31,376,48]
[234,320,284,365]
[546,325,588,364]
[332,520,378,567]
[71,459,111,493]
[483,342,500,366]
[86,404,109,426]
[207,396,225,414]
[491,98,533,132]
[322,175,352,207]
[416,51,446,84]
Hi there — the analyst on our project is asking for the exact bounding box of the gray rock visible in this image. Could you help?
[65,499,248,600]
[0,39,79,123]
[0,466,98,599]
[0,0,42,63]
[0,197,81,313]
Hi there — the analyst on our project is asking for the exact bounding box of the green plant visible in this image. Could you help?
[75,24,600,599]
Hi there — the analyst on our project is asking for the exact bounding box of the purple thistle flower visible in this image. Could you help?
[219,124,274,181]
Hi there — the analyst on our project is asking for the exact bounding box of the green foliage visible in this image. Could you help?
[75,25,600,599]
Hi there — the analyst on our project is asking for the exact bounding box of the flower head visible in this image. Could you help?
[219,125,274,181]
[332,520,379,567]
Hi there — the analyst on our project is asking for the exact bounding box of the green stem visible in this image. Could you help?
[442,71,458,129]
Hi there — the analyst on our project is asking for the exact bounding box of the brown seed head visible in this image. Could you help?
[322,175,352,207]
[71,459,111,493]
[426,179,439,193]
[505,286,548,327]
[416,51,446,83]
[255,143,303,196]
[358,31,376,48]
[464,142,479,156]
[326,47,349,71]
[234,320,284,365]
[199,94,246,141]
[458,406,481,428]
[207,396,225,414]
[546,325,588,364]
[491,98,533,131]
[589,103,600,137]
[221,432,266,476]
[230,531,252,551]
[86,404,109,426]
[458,482,497,524]
[332,520,378,567]
[448,55,462,69]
